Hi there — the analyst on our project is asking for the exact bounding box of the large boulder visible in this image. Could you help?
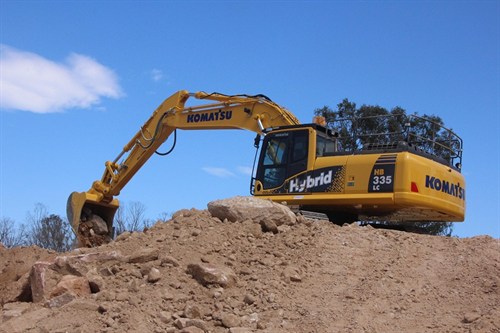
[30,262,59,303]
[207,196,297,226]
[186,263,237,288]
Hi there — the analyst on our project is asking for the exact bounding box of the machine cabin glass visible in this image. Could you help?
[257,129,309,191]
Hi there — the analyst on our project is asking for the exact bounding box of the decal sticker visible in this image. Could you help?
[369,154,396,193]
[425,175,465,200]
[287,166,345,193]
[187,109,233,123]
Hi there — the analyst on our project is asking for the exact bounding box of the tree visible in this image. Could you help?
[0,217,27,248]
[314,100,455,236]
[157,211,172,223]
[315,99,358,151]
[114,204,127,236]
[365,220,453,236]
[415,221,453,236]
[114,201,153,235]
[315,101,461,167]
[26,204,74,252]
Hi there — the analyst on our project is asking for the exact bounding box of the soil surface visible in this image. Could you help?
[0,204,498,333]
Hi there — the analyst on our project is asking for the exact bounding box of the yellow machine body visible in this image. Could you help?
[252,126,465,222]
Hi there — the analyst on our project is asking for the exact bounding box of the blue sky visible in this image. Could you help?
[0,1,498,238]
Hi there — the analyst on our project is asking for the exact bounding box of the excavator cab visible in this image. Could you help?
[252,124,337,195]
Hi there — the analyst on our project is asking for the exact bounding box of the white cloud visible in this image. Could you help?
[237,166,253,176]
[151,68,163,82]
[202,166,254,178]
[202,167,235,178]
[0,45,123,113]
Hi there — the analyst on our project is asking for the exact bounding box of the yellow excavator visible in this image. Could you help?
[67,90,465,247]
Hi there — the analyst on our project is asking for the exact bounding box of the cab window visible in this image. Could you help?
[292,131,308,162]
[263,137,288,166]
[316,134,337,156]
[261,135,288,189]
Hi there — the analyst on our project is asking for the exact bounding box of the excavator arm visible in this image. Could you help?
[67,90,299,247]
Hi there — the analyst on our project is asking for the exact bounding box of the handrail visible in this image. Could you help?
[328,114,463,170]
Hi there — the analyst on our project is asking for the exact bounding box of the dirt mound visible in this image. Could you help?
[0,198,498,333]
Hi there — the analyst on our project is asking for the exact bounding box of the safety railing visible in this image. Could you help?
[329,114,463,170]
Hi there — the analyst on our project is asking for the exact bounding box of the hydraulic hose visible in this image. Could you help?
[155,129,177,156]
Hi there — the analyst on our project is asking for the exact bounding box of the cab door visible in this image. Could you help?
[255,129,310,193]
[288,129,309,179]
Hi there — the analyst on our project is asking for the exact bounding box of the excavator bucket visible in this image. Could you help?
[67,192,119,247]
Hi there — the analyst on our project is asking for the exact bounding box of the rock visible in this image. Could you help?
[183,304,201,319]
[0,307,51,333]
[187,263,237,288]
[50,275,91,298]
[462,312,481,323]
[89,214,108,235]
[174,318,208,332]
[281,266,302,282]
[2,302,31,321]
[172,208,197,219]
[296,214,308,224]
[161,290,175,301]
[129,268,142,279]
[30,261,59,303]
[45,292,76,308]
[127,248,159,263]
[97,304,109,314]
[52,251,125,276]
[207,196,297,226]
[241,312,260,327]
[87,269,105,293]
[140,264,154,277]
[1,271,31,304]
[147,267,161,283]
[191,228,202,237]
[88,279,103,295]
[174,318,189,329]
[160,255,180,267]
[243,294,256,305]
[158,311,173,324]
[185,319,208,332]
[277,224,291,233]
[220,312,241,328]
[51,257,88,277]
[115,231,132,242]
[260,220,278,234]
